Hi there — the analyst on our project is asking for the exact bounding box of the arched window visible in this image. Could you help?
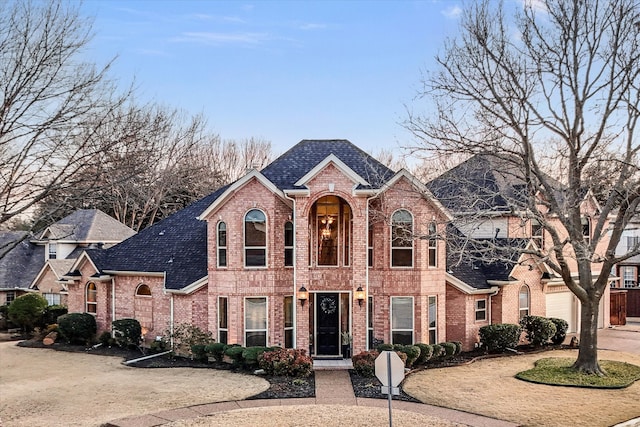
[428,221,437,267]
[519,285,530,319]
[284,221,294,267]
[136,284,151,296]
[391,209,413,267]
[217,221,227,267]
[86,282,97,314]
[313,196,352,266]
[245,209,266,267]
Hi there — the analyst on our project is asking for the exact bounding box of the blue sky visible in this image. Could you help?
[82,1,464,157]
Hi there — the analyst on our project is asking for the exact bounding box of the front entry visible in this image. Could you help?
[316,293,341,355]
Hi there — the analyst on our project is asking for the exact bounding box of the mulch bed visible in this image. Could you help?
[15,339,570,402]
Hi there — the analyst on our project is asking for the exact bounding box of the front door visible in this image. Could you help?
[316,293,340,355]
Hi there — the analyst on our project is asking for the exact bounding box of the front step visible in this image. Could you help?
[313,358,353,370]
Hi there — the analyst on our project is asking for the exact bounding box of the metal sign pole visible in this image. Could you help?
[387,351,393,427]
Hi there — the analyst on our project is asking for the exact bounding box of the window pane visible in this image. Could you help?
[392,331,413,345]
[245,249,266,267]
[245,297,266,329]
[86,283,97,303]
[392,249,412,267]
[284,222,293,246]
[246,331,266,347]
[392,297,413,330]
[219,297,228,329]
[285,329,293,348]
[245,221,266,246]
[218,222,226,246]
[428,296,437,329]
[219,249,227,267]
[219,330,228,344]
[392,210,412,247]
[284,296,293,328]
[284,248,293,266]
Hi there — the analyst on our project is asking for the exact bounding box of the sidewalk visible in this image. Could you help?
[106,370,518,427]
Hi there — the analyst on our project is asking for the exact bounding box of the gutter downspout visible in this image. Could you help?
[365,192,378,350]
[284,193,297,348]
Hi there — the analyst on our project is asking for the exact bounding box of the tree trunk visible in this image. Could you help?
[573,297,604,375]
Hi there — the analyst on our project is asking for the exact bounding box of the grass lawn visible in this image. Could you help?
[516,357,640,388]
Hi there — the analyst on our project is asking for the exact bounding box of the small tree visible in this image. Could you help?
[7,293,48,334]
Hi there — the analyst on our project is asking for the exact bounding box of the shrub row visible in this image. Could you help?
[479,316,569,353]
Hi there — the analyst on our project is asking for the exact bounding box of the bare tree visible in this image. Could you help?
[0,0,130,234]
[406,0,640,374]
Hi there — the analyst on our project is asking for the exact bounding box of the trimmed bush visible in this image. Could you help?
[394,344,421,368]
[191,344,208,361]
[205,342,228,362]
[479,323,521,353]
[441,342,457,359]
[258,348,312,377]
[415,343,433,365]
[352,350,379,377]
[112,318,142,348]
[225,345,246,366]
[376,343,393,352]
[242,346,269,368]
[520,315,557,346]
[430,344,445,360]
[7,293,48,334]
[549,317,569,345]
[57,313,97,345]
[452,341,463,355]
[98,331,115,346]
[43,305,68,326]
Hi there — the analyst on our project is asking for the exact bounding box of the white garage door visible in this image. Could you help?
[546,292,577,333]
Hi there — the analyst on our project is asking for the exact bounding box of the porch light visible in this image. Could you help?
[298,286,308,307]
[355,286,366,307]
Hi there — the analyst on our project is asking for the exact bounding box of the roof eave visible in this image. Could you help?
[446,272,500,295]
[164,276,207,295]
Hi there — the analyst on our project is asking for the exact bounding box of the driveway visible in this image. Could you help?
[598,317,640,355]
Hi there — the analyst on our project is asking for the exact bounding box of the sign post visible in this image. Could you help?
[375,351,405,427]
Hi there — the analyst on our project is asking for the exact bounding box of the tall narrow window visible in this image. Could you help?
[428,296,437,344]
[86,282,97,314]
[284,221,294,267]
[217,222,227,267]
[519,285,530,319]
[343,206,351,266]
[245,210,266,267]
[428,221,437,267]
[391,210,413,267]
[218,297,228,344]
[531,219,544,248]
[368,223,374,267]
[284,296,293,348]
[315,196,351,266]
[367,296,374,349]
[48,242,57,260]
[581,217,591,245]
[245,297,267,346]
[391,296,413,345]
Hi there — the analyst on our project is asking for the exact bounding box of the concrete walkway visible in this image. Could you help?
[106,369,517,427]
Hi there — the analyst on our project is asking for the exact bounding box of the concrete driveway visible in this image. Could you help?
[598,317,640,355]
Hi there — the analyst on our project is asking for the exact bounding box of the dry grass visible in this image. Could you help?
[403,349,640,427]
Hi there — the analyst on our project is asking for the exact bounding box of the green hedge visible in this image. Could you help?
[520,315,557,346]
[479,323,521,353]
[57,313,97,345]
[112,318,142,348]
[549,318,569,345]
[415,343,433,365]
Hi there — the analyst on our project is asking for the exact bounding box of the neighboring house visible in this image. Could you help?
[61,141,611,354]
[0,231,44,306]
[0,209,135,308]
[613,214,640,289]
[428,154,611,347]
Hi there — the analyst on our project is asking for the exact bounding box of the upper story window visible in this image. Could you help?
[428,221,437,267]
[627,236,640,252]
[217,221,227,267]
[368,223,374,267]
[245,209,266,267]
[284,221,294,267]
[391,209,413,267]
[314,196,352,266]
[531,219,544,249]
[581,217,591,245]
[135,284,151,296]
[86,282,97,314]
[519,285,530,319]
[48,242,57,260]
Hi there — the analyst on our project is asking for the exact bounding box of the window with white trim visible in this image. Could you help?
[315,196,352,266]
[428,221,437,267]
[218,297,228,344]
[391,296,413,345]
[391,209,413,267]
[284,296,293,348]
[217,222,227,267]
[245,210,266,267]
[367,296,374,349]
[531,219,544,248]
[245,297,267,346]
[43,293,61,306]
[622,266,637,288]
[284,221,294,267]
[86,282,97,314]
[475,299,487,321]
[6,291,16,305]
[581,217,591,245]
[48,242,57,260]
[627,236,640,252]
[519,285,530,319]
[135,284,151,296]
[368,223,374,268]
[428,296,437,344]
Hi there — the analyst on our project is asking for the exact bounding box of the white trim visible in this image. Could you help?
[390,209,414,268]
[244,296,268,346]
[197,170,291,220]
[164,276,207,295]
[475,298,487,322]
[390,296,414,345]
[447,273,502,295]
[294,154,369,187]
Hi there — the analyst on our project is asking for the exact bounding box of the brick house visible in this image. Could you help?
[62,140,611,353]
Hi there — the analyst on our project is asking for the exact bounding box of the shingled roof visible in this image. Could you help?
[262,139,394,190]
[38,209,136,243]
[86,186,228,290]
[0,231,44,290]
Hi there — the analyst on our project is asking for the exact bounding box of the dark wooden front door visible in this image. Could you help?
[316,293,340,355]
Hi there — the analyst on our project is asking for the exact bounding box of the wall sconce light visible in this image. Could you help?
[298,286,308,307]
[355,286,366,307]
